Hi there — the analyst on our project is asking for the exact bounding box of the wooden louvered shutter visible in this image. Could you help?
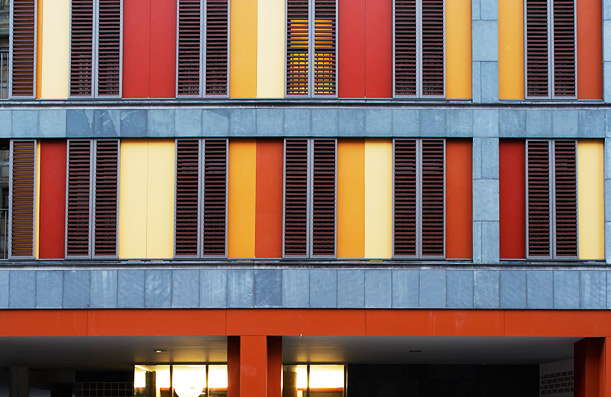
[97,0,121,96]
[175,139,200,256]
[394,0,417,96]
[286,0,309,96]
[394,140,417,256]
[421,0,444,96]
[202,139,227,256]
[66,140,92,257]
[10,0,36,97]
[527,140,551,257]
[311,139,335,256]
[420,139,444,256]
[177,0,201,96]
[93,140,118,257]
[9,140,35,258]
[553,140,577,256]
[284,139,308,256]
[552,0,575,97]
[525,0,549,97]
[313,0,336,96]
[205,0,229,95]
[71,0,94,96]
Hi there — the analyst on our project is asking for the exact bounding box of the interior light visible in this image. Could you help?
[154,349,167,353]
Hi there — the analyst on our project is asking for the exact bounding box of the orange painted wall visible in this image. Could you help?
[240,336,267,396]
[267,337,282,397]
[499,140,526,259]
[337,139,365,258]
[255,140,283,258]
[577,0,603,99]
[227,336,240,397]
[446,139,472,259]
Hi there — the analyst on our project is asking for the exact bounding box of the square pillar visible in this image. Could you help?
[574,338,605,397]
[472,0,498,102]
[473,137,500,264]
[228,336,283,397]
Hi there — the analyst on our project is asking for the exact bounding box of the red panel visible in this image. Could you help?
[122,0,150,98]
[446,139,472,259]
[240,336,267,397]
[39,140,67,259]
[365,0,392,98]
[150,0,176,98]
[227,336,240,397]
[267,337,282,397]
[577,0,603,99]
[338,0,365,97]
[499,140,526,259]
[255,139,283,258]
[575,338,605,397]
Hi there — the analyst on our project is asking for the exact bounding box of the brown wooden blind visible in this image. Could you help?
[175,139,200,256]
[93,140,118,257]
[394,140,418,256]
[394,0,417,96]
[177,0,202,96]
[66,140,92,257]
[526,140,551,257]
[553,140,577,256]
[552,0,575,97]
[311,139,335,256]
[10,140,36,258]
[202,139,227,256]
[284,139,309,256]
[97,0,121,96]
[526,0,549,97]
[313,0,336,96]
[205,0,229,95]
[70,0,95,96]
[420,139,444,256]
[11,0,36,97]
[421,0,444,96]
[286,0,309,96]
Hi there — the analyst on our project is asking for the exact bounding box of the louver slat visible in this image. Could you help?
[71,0,94,96]
[202,139,227,256]
[394,140,417,256]
[421,0,444,96]
[312,140,335,256]
[284,140,308,256]
[97,0,121,96]
[93,140,118,257]
[394,0,417,96]
[66,140,92,257]
[177,0,201,96]
[552,0,575,97]
[10,140,35,258]
[527,140,551,257]
[286,0,309,96]
[526,0,549,97]
[421,140,444,256]
[313,0,336,96]
[175,139,200,256]
[11,0,36,97]
[553,140,577,257]
[205,0,229,95]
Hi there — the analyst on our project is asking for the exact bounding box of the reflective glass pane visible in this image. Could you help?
[208,365,227,397]
[283,365,308,397]
[172,366,206,397]
[134,365,171,397]
[309,365,344,397]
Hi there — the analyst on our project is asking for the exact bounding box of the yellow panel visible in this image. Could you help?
[257,0,285,98]
[34,141,40,258]
[364,139,392,258]
[577,140,604,259]
[446,0,472,99]
[337,140,365,258]
[39,0,70,99]
[119,140,148,258]
[230,0,258,98]
[499,0,524,99]
[228,139,257,258]
[36,0,42,98]
[146,140,175,259]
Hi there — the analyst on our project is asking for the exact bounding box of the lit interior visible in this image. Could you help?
[309,365,344,390]
[172,365,206,397]
[208,365,228,389]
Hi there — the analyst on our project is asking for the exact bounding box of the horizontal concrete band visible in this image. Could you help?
[0,107,609,139]
[0,267,609,310]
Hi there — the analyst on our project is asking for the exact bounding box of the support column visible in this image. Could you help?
[574,338,605,397]
[228,336,283,397]
[228,336,240,397]
[9,367,29,397]
[241,336,267,397]
[473,137,500,264]
[267,337,283,397]
[471,0,498,102]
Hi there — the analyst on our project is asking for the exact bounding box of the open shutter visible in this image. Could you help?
[394,140,417,256]
[420,139,444,256]
[394,0,417,96]
[70,0,94,96]
[311,139,335,256]
[313,0,336,96]
[552,0,575,97]
[97,0,121,96]
[177,0,202,96]
[66,140,92,257]
[286,0,309,96]
[525,0,550,97]
[526,140,551,257]
[284,139,309,256]
[10,0,36,97]
[205,0,229,95]
[175,139,201,257]
[553,140,577,257]
[202,139,227,257]
[9,140,36,258]
[421,0,444,96]
[93,140,118,257]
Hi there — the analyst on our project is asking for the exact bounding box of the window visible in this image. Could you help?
[283,365,345,397]
[283,139,336,258]
[9,139,35,259]
[174,139,228,258]
[526,140,577,259]
[10,0,36,98]
[525,0,576,98]
[393,139,445,258]
[70,0,122,97]
[66,139,119,258]
[393,0,444,97]
[176,0,229,97]
[286,0,337,97]
[1,48,9,99]
[134,364,227,397]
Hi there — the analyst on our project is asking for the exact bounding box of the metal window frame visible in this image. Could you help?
[309,138,336,258]
[9,0,37,99]
[0,48,9,100]
[8,139,36,259]
[200,138,228,258]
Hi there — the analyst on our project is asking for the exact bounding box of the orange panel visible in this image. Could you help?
[505,311,611,337]
[227,336,240,397]
[499,140,526,259]
[446,139,472,259]
[337,139,365,258]
[0,311,88,337]
[577,0,603,99]
[240,336,267,396]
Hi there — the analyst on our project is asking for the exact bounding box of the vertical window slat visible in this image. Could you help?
[70,0,95,96]
[284,139,309,256]
[175,139,201,256]
[10,140,36,258]
[286,0,310,96]
[97,0,121,96]
[313,0,336,96]
[11,0,36,97]
[205,0,229,95]
[311,139,336,256]
[93,140,119,257]
[177,0,202,96]
[66,140,92,257]
[202,139,227,257]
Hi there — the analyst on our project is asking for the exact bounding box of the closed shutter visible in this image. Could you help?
[202,139,227,256]
[394,140,418,256]
[177,0,202,96]
[526,140,551,257]
[175,139,201,257]
[525,0,549,97]
[10,0,36,97]
[71,0,95,96]
[553,140,577,256]
[286,0,309,96]
[66,140,92,257]
[552,0,575,97]
[421,0,444,96]
[313,0,336,96]
[97,0,121,96]
[420,139,444,256]
[205,0,229,95]
[284,139,309,256]
[9,140,36,258]
[93,140,118,257]
[394,0,417,96]
[311,139,335,256]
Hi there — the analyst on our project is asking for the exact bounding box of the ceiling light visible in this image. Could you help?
[154,349,167,353]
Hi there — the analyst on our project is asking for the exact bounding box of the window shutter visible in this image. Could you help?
[421,0,444,96]
[420,139,444,256]
[553,140,577,256]
[311,139,335,256]
[313,0,336,96]
[202,139,227,257]
[284,139,309,256]
[10,0,36,97]
[525,0,550,97]
[205,0,229,95]
[97,0,121,96]
[66,140,92,257]
[526,140,551,257]
[286,0,309,96]
[394,0,417,96]
[394,140,418,256]
[175,139,201,257]
[70,0,94,96]
[93,140,118,257]
[552,0,575,97]
[177,0,202,96]
[9,140,36,258]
